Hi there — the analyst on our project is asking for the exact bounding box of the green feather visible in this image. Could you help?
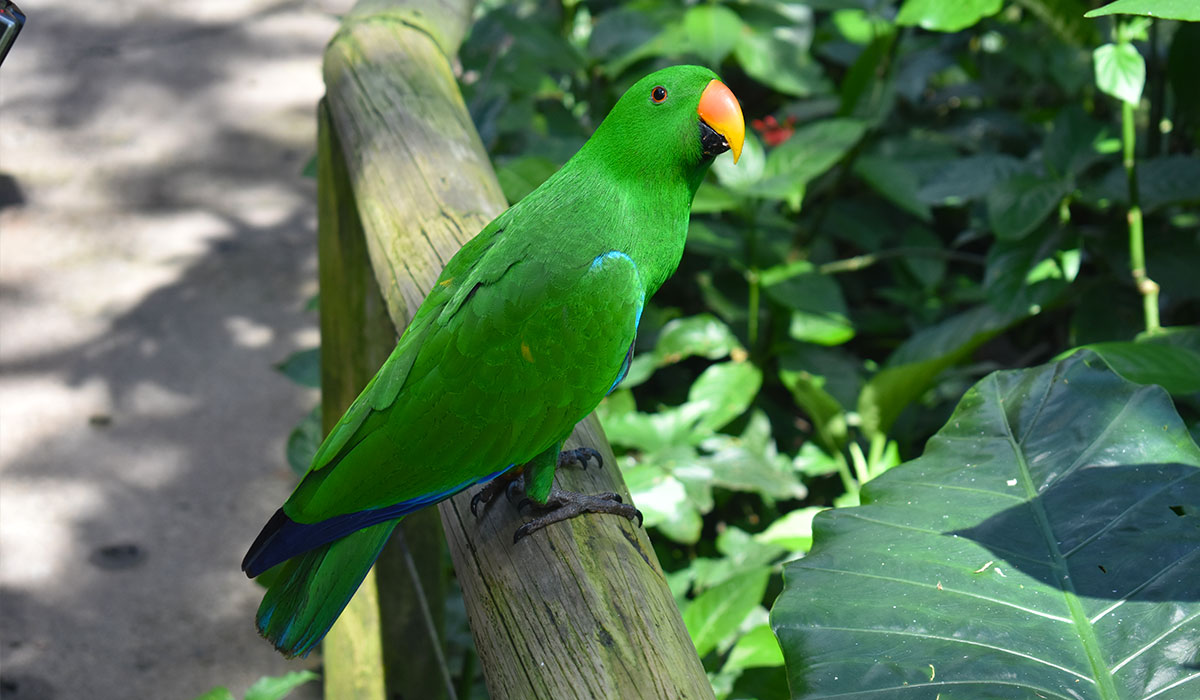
[246,65,732,655]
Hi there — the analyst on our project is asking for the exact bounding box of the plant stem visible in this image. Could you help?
[866,433,887,479]
[831,451,859,502]
[1122,96,1160,333]
[747,269,760,346]
[746,221,760,347]
[848,442,871,486]
[815,247,985,276]
[398,530,458,700]
[1147,20,1163,157]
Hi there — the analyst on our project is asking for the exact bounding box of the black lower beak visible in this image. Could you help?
[699,120,730,159]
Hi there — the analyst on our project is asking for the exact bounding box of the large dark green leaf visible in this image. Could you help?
[773,352,1200,698]
[1086,0,1200,21]
[1063,341,1200,395]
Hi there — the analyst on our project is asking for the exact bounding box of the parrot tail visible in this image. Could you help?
[254,519,398,658]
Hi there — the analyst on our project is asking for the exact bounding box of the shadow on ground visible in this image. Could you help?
[0,1,344,698]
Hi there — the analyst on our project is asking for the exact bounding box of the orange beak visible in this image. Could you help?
[697,79,745,163]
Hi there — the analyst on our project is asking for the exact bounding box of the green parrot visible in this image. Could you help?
[243,64,745,657]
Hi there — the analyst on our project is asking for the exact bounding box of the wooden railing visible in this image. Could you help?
[315,1,713,698]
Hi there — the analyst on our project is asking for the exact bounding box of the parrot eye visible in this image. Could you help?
[650,86,667,103]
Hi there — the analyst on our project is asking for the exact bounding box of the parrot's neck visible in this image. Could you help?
[551,147,712,298]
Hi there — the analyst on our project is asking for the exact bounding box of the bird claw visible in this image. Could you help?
[557,447,602,471]
[470,470,524,517]
[512,487,642,543]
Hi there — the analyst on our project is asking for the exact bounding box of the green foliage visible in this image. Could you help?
[457,0,1199,695]
[895,0,1004,33]
[1087,0,1200,22]
[286,404,323,477]
[773,352,1200,697]
[1094,41,1146,106]
[275,348,321,389]
[192,671,319,700]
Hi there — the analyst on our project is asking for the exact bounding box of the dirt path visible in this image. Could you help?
[0,2,346,697]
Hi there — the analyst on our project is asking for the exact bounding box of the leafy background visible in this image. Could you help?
[250,0,1200,698]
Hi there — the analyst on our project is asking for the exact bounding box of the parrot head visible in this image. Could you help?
[589,65,745,179]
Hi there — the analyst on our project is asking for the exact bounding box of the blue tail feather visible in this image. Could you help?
[243,465,513,578]
[255,520,397,657]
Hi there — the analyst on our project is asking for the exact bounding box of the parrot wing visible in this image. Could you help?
[243,221,644,576]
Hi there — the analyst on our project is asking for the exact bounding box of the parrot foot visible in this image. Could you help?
[513,487,643,543]
[470,468,525,517]
[557,446,602,470]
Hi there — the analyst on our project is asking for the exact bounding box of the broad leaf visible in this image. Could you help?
[724,624,786,675]
[609,4,743,73]
[734,25,830,98]
[1063,341,1200,395]
[918,154,1025,205]
[984,229,1076,316]
[896,0,1003,32]
[1094,42,1146,106]
[767,273,855,346]
[987,173,1070,241]
[286,404,323,476]
[756,506,825,553]
[750,119,868,206]
[853,155,933,222]
[685,568,770,658]
[1043,106,1109,180]
[623,459,703,544]
[780,344,860,452]
[275,347,321,388]
[696,412,807,501]
[1086,0,1200,21]
[688,361,763,435]
[682,4,743,68]
[713,132,766,191]
[1092,155,1200,212]
[623,313,741,388]
[773,352,1200,698]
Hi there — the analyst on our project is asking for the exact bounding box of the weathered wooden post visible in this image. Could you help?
[317,1,714,697]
